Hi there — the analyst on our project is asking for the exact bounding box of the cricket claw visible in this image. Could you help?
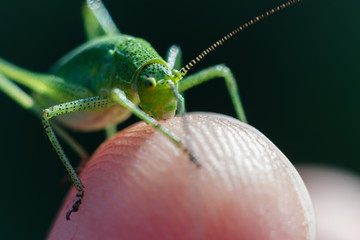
[186,149,201,168]
[66,190,85,220]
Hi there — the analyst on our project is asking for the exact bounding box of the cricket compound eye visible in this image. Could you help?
[144,77,156,91]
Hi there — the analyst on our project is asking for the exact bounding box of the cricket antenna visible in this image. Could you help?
[179,0,302,77]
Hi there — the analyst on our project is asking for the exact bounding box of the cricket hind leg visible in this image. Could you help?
[82,3,106,40]
[178,64,247,123]
[0,57,93,102]
[0,73,88,161]
[0,73,42,115]
[0,60,104,218]
[83,0,120,39]
[105,124,117,139]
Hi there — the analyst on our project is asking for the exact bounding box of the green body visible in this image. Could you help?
[47,35,176,131]
[0,0,249,219]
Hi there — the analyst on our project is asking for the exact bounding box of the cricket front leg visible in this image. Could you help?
[42,113,84,220]
[42,96,110,220]
[166,45,182,70]
[178,64,247,123]
[110,88,199,166]
[166,46,186,114]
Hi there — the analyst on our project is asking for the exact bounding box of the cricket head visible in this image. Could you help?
[136,62,182,120]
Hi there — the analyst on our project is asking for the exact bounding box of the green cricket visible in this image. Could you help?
[0,0,301,220]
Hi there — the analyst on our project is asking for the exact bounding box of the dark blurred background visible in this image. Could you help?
[0,0,359,238]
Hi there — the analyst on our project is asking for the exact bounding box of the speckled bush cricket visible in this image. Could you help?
[0,0,301,219]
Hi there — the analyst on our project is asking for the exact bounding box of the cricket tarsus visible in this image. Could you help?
[189,152,201,168]
[66,190,85,220]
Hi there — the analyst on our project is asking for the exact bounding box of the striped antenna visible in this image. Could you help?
[179,0,301,77]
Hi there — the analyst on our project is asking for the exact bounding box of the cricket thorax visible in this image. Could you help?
[112,37,165,82]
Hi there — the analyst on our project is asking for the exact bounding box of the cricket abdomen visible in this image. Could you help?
[37,93,138,132]
[58,103,133,131]
[52,35,130,94]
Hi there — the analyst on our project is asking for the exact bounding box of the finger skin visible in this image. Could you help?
[47,113,315,240]
[298,166,360,240]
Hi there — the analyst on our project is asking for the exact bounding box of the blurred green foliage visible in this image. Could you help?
[0,0,359,238]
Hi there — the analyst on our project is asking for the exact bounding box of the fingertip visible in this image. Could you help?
[48,113,315,240]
